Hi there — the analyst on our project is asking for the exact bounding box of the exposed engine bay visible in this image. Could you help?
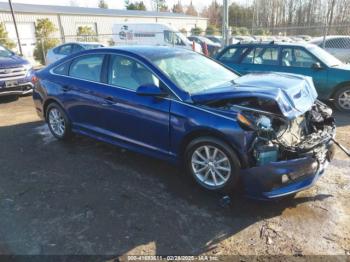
[206,97,336,166]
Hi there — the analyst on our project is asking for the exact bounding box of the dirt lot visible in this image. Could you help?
[0,96,349,257]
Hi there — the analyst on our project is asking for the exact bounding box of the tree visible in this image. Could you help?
[172,1,184,13]
[186,1,198,16]
[229,3,253,29]
[201,1,222,27]
[125,0,146,10]
[205,25,219,35]
[0,23,15,49]
[159,4,169,12]
[33,18,59,64]
[152,0,167,12]
[98,0,108,8]
[179,28,187,35]
[191,27,203,35]
[76,26,98,42]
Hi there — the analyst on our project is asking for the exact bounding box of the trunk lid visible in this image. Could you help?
[191,72,318,119]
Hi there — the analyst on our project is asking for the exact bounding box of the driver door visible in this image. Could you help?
[280,47,329,98]
[100,54,171,155]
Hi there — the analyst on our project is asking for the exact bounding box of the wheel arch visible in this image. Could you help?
[330,81,350,98]
[43,98,66,120]
[179,128,246,168]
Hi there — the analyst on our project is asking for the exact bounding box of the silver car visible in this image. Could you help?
[46,42,104,65]
[310,36,350,63]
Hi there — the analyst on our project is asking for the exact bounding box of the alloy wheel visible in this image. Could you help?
[48,108,65,137]
[338,89,350,110]
[191,145,231,188]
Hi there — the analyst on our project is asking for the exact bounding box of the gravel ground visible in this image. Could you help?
[0,96,349,257]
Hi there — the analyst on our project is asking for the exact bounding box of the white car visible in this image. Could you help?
[46,42,104,65]
[112,23,202,53]
[310,36,350,63]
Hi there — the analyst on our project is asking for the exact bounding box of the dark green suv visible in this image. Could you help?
[216,42,350,112]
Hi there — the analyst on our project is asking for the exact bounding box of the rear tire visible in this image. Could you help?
[185,136,241,193]
[334,86,350,112]
[46,102,72,140]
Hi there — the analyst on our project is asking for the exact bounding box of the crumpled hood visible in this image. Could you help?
[191,72,318,119]
[0,54,29,68]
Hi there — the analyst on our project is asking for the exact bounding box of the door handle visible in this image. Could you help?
[62,85,72,92]
[101,96,117,106]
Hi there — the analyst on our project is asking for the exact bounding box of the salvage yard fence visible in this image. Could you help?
[1,24,350,66]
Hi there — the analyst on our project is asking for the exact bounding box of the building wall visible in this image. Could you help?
[0,11,207,61]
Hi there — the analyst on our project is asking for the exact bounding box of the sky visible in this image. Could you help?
[0,0,227,12]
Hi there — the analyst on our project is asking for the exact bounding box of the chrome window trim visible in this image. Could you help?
[49,51,182,101]
[50,53,235,121]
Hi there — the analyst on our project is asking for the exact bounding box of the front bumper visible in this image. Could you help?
[0,70,34,97]
[0,82,33,97]
[241,142,336,199]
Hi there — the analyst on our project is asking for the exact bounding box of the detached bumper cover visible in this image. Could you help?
[241,142,336,199]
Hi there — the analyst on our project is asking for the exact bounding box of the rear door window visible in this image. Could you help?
[260,47,279,65]
[281,48,294,67]
[69,54,104,82]
[241,47,264,64]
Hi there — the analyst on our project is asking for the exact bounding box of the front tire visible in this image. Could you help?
[185,137,241,193]
[46,102,72,140]
[334,86,350,112]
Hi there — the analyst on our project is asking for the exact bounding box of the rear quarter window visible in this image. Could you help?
[52,61,70,75]
[219,47,248,63]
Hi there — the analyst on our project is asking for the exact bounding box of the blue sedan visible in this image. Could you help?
[33,46,336,199]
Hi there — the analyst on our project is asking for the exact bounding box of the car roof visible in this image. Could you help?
[58,42,103,46]
[100,45,194,60]
[226,41,317,48]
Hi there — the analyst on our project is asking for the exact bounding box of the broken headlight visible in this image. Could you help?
[237,111,274,133]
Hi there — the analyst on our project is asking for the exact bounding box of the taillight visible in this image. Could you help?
[31,75,38,84]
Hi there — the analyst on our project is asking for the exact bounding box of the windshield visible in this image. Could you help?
[0,45,13,57]
[308,45,342,66]
[152,52,239,94]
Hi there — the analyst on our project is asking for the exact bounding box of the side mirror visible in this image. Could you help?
[136,84,167,97]
[311,62,323,70]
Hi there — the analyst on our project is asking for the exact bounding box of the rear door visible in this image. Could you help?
[54,53,108,132]
[238,46,281,74]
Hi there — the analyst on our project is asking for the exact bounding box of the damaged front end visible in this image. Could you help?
[206,97,336,199]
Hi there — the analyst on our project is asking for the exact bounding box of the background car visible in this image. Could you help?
[187,35,221,56]
[0,44,34,98]
[310,36,350,63]
[216,42,350,112]
[205,35,223,46]
[46,42,104,65]
[33,46,335,199]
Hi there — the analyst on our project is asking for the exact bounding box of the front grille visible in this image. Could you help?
[0,66,27,80]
